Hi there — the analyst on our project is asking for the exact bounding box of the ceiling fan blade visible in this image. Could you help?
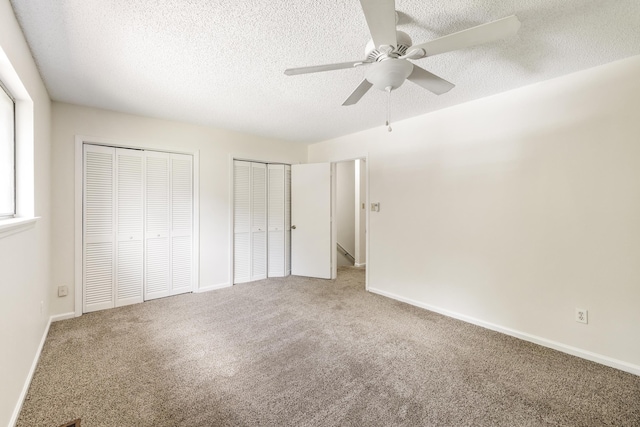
[342,79,374,106]
[359,0,397,49]
[284,60,371,76]
[407,66,455,95]
[410,15,521,58]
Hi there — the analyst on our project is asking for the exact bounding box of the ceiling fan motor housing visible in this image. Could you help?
[365,30,412,61]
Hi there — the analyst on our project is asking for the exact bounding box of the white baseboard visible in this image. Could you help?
[9,316,51,426]
[368,287,640,377]
[354,263,366,268]
[194,282,232,293]
[51,312,75,322]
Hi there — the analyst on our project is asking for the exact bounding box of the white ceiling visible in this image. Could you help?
[9,0,640,143]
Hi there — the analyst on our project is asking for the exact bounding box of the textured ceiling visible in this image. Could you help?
[9,0,640,143]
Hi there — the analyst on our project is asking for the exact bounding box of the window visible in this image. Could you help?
[0,81,15,218]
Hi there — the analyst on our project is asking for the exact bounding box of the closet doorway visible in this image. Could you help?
[74,139,199,316]
[232,160,291,284]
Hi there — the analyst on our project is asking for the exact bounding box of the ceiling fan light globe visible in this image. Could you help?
[365,59,414,91]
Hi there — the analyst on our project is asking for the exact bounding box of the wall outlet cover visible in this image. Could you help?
[575,308,588,324]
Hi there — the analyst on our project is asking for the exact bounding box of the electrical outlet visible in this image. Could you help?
[58,285,68,297]
[575,308,588,324]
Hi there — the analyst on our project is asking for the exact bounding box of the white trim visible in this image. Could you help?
[50,312,75,322]
[192,150,201,296]
[74,137,82,316]
[354,263,366,268]
[368,287,640,377]
[1,44,35,220]
[228,154,234,287]
[9,317,51,427]
[74,135,200,317]
[331,163,337,279]
[0,217,38,239]
[194,282,232,293]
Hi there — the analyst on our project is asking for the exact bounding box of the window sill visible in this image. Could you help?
[0,217,39,239]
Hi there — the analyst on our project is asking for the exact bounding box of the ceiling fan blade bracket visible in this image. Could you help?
[398,48,426,60]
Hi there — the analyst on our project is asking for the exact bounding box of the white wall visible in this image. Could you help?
[51,102,308,316]
[0,2,52,426]
[308,55,640,373]
[336,160,355,258]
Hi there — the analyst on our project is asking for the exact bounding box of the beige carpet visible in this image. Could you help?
[18,267,640,426]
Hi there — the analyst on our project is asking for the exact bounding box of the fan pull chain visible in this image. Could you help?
[385,86,392,132]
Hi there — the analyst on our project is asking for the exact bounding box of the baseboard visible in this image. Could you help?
[354,263,366,268]
[368,287,640,377]
[9,316,52,427]
[51,312,75,322]
[194,282,231,293]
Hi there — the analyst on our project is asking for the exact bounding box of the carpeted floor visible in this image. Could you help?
[17,267,640,426]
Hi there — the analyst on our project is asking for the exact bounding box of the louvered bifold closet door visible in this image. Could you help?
[83,145,116,313]
[145,151,171,301]
[284,165,291,276]
[115,148,144,307]
[268,164,285,277]
[170,154,193,295]
[233,161,251,284]
[251,162,268,281]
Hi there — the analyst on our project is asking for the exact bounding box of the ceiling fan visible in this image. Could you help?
[285,0,521,107]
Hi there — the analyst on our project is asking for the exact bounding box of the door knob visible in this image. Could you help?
[291,225,296,229]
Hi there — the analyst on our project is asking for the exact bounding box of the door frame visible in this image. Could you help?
[331,156,369,290]
[74,135,200,317]
[228,154,294,287]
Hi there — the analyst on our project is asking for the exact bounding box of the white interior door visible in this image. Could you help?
[233,161,251,284]
[115,148,144,307]
[291,163,332,279]
[170,153,193,295]
[268,164,285,277]
[144,151,171,300]
[83,144,116,313]
[251,162,268,281]
[285,165,291,276]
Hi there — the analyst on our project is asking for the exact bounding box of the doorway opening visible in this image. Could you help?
[333,158,367,287]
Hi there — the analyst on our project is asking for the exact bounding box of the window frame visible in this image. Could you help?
[0,79,16,219]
